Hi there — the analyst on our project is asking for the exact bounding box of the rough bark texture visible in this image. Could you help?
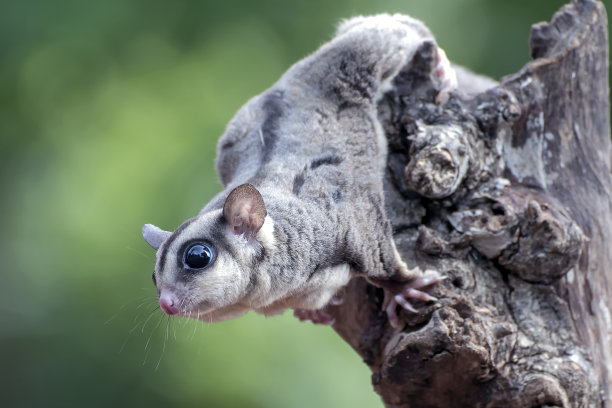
[328,1,611,406]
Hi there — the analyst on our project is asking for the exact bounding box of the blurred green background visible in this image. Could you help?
[0,0,601,407]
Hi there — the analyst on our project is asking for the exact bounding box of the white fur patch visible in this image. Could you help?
[257,215,276,250]
[255,263,352,315]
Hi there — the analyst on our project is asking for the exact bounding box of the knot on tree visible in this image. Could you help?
[448,186,585,282]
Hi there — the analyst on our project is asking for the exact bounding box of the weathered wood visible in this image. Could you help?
[328,1,611,406]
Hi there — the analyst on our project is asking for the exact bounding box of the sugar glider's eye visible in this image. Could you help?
[184,243,214,269]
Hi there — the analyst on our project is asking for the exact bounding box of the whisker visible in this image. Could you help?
[105,296,154,325]
[136,298,157,310]
[190,311,200,340]
[188,309,193,322]
[155,316,171,371]
[140,304,161,333]
[144,314,164,351]
[166,316,170,343]
[142,344,152,365]
[182,311,190,328]
[142,314,165,366]
[129,315,145,334]
[125,246,153,260]
[104,314,119,326]
[115,295,158,356]
[119,320,142,354]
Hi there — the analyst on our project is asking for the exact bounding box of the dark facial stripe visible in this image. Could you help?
[210,215,236,260]
[158,217,198,271]
[332,189,342,203]
[310,154,343,169]
[221,141,235,150]
[245,270,259,294]
[260,90,286,163]
[292,172,305,196]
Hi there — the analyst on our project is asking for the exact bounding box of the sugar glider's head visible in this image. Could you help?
[142,184,275,322]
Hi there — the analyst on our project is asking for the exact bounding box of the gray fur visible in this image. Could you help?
[142,224,171,250]
[144,14,451,323]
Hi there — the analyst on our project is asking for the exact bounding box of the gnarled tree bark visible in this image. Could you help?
[328,1,611,406]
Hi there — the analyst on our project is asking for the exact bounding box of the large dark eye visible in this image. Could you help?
[184,243,214,269]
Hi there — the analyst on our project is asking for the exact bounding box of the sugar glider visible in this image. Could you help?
[142,14,457,328]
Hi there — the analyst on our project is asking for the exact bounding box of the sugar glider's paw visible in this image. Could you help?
[435,48,458,105]
[383,272,446,328]
[293,295,343,325]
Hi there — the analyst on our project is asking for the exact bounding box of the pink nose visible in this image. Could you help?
[159,291,180,315]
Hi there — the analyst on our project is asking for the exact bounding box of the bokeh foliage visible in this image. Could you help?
[0,0,586,407]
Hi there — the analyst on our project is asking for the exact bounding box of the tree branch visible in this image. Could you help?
[329,1,611,406]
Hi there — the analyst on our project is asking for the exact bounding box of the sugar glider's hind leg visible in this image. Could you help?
[294,309,335,325]
[293,295,343,325]
[320,14,457,103]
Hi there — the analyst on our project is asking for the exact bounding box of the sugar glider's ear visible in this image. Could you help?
[223,183,267,240]
[142,224,172,250]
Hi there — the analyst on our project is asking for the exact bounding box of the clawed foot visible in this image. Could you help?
[293,295,343,325]
[435,48,457,104]
[383,272,446,328]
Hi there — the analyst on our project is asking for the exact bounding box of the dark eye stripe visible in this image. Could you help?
[158,217,198,271]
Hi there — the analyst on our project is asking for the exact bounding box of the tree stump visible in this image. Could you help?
[329,1,611,406]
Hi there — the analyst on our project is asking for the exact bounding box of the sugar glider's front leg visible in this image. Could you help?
[374,267,446,328]
[337,15,454,326]
[293,15,455,327]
